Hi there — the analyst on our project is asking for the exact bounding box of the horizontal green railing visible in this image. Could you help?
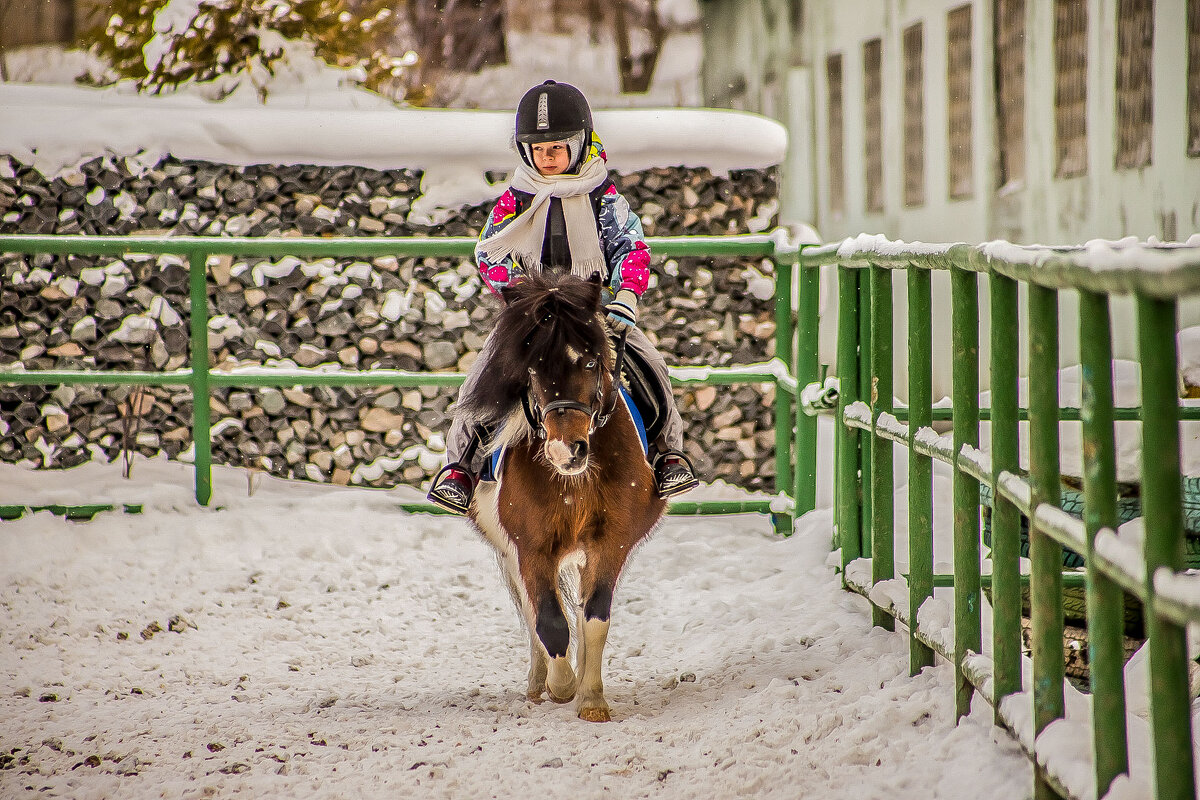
[807,237,1200,800]
[0,503,144,521]
[0,233,816,531]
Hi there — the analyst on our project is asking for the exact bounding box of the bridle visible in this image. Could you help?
[525,331,628,439]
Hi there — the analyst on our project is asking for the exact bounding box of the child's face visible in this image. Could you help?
[531,141,570,175]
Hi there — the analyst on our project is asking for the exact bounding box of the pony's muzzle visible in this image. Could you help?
[545,438,589,475]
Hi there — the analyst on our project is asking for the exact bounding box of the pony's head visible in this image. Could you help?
[458,272,614,475]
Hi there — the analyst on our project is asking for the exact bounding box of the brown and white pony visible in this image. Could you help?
[457,271,666,722]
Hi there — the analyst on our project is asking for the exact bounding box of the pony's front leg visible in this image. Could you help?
[576,581,614,722]
[530,578,577,703]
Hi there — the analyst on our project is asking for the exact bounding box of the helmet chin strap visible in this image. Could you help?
[564,130,587,170]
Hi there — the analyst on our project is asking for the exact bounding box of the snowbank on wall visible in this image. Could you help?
[0,83,788,215]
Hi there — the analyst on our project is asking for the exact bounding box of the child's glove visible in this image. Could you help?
[604,289,639,331]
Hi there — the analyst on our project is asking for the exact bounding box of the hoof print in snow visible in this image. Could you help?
[218,762,250,775]
[167,614,197,633]
[140,621,162,640]
[207,742,225,753]
[38,693,59,702]
[540,758,564,768]
[679,672,697,683]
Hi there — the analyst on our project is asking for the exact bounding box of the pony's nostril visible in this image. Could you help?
[572,441,588,460]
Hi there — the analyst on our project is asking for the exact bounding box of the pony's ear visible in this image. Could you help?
[584,272,603,307]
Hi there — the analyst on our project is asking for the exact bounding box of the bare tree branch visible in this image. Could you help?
[392,0,506,106]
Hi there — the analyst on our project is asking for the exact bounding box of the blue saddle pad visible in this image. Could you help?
[481,388,647,482]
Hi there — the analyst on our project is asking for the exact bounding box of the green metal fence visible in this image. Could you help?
[803,237,1200,800]
[0,233,818,531]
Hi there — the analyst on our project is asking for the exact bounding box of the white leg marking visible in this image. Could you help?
[576,618,611,721]
[547,655,577,702]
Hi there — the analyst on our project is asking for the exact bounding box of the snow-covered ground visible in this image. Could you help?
[4,25,1200,800]
[0,455,1032,799]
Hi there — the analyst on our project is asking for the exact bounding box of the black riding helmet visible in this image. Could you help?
[514,80,593,171]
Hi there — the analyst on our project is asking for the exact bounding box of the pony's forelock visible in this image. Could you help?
[458,273,608,425]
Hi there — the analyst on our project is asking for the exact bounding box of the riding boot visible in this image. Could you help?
[651,448,699,499]
[428,428,482,515]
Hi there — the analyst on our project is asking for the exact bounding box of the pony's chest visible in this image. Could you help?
[497,474,598,539]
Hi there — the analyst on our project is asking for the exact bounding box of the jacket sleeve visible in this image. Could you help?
[474,188,523,295]
[598,185,651,296]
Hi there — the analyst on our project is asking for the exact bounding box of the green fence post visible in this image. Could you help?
[1078,289,1129,795]
[859,271,874,558]
[795,256,820,516]
[836,267,862,573]
[989,272,1022,722]
[907,261,934,672]
[870,263,895,631]
[773,253,795,534]
[951,266,981,720]
[1136,294,1196,800]
[189,251,212,506]
[1027,283,1064,799]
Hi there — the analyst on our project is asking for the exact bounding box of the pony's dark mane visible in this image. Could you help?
[458,272,611,425]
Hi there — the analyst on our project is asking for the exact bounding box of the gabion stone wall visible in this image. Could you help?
[0,154,783,491]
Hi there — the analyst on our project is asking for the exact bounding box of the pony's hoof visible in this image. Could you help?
[547,687,576,704]
[527,691,546,704]
[578,706,611,723]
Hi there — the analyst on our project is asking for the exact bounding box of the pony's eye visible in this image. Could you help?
[585,360,597,369]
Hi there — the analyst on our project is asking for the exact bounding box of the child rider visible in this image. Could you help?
[427,79,698,514]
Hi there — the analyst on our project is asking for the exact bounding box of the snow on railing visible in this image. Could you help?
[820,233,1200,800]
[801,233,1200,298]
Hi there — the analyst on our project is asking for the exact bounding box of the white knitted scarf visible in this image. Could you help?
[476,156,609,279]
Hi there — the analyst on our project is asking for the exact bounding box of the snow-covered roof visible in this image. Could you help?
[0,82,787,214]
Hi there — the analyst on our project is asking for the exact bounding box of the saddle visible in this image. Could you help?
[618,345,667,447]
